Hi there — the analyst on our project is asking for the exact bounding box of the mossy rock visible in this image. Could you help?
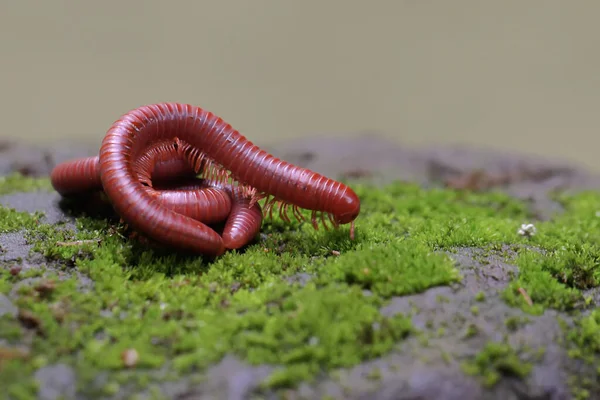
[0,147,600,400]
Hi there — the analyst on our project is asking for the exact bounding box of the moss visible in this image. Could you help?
[313,239,460,298]
[0,173,49,246]
[356,183,531,250]
[463,323,479,339]
[502,250,583,314]
[474,291,486,302]
[0,173,52,196]
[1,175,600,397]
[0,207,42,234]
[498,190,600,315]
[504,316,530,332]
[566,308,600,391]
[462,341,533,387]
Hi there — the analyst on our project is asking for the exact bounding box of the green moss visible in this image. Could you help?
[504,316,530,331]
[0,173,52,196]
[474,291,486,302]
[498,190,600,315]
[2,176,600,397]
[462,341,533,387]
[0,172,49,235]
[567,309,600,371]
[355,183,531,250]
[502,250,583,314]
[565,309,600,400]
[313,239,460,298]
[543,191,600,247]
[0,207,42,234]
[463,323,479,339]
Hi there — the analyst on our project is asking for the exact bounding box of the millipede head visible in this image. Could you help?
[331,187,361,226]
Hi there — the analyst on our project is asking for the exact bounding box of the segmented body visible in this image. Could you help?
[51,102,361,256]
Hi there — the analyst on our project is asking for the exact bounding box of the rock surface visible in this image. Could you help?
[2,134,600,400]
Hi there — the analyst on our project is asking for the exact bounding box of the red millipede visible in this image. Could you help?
[52,102,361,257]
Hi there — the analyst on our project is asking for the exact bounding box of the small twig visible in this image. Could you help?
[518,287,533,306]
[56,239,101,247]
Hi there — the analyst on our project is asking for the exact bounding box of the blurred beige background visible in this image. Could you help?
[1,0,599,170]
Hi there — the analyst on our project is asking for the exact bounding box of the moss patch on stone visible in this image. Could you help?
[1,174,600,398]
[0,207,42,234]
[461,341,534,388]
[0,172,52,196]
[501,190,600,315]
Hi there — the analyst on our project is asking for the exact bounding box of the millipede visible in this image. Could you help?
[50,102,361,256]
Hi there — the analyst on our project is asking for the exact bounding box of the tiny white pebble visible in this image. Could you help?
[121,348,139,368]
[518,223,536,237]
